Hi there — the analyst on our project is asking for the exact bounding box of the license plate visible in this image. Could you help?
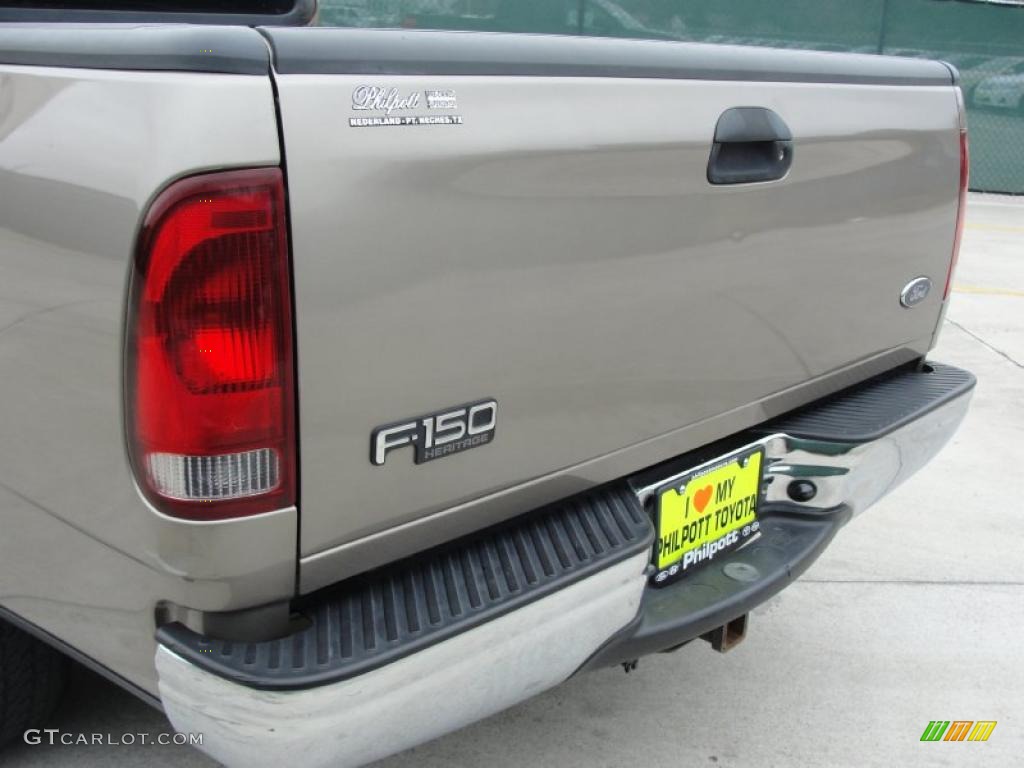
[652,447,764,585]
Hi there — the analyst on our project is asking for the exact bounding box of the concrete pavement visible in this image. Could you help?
[5,193,1023,768]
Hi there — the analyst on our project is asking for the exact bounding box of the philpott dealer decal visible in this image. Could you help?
[349,85,464,128]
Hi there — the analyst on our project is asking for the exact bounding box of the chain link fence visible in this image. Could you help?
[316,0,1024,194]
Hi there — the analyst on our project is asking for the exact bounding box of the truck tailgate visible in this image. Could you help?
[262,30,961,572]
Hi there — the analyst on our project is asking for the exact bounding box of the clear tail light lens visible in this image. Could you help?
[127,168,295,520]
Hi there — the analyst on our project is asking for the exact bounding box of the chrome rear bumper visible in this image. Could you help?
[157,362,973,768]
[157,551,649,768]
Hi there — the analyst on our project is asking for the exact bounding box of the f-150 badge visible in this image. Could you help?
[350,86,463,128]
[372,399,496,466]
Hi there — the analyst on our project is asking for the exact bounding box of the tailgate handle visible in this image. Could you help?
[707,107,793,185]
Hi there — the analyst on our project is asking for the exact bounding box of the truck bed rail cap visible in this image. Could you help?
[260,27,954,86]
[0,24,269,75]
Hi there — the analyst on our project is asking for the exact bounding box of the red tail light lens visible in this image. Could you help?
[944,128,969,300]
[127,168,295,520]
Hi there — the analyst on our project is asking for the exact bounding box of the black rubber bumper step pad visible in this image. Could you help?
[157,483,655,690]
[760,362,975,442]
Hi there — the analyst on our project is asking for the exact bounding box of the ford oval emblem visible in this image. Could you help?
[900,277,932,308]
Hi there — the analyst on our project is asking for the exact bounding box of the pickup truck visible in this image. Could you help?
[0,3,974,766]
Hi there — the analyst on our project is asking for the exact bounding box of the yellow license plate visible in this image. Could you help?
[653,448,764,584]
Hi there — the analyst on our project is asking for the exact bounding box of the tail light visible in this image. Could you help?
[944,115,969,300]
[126,168,296,520]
